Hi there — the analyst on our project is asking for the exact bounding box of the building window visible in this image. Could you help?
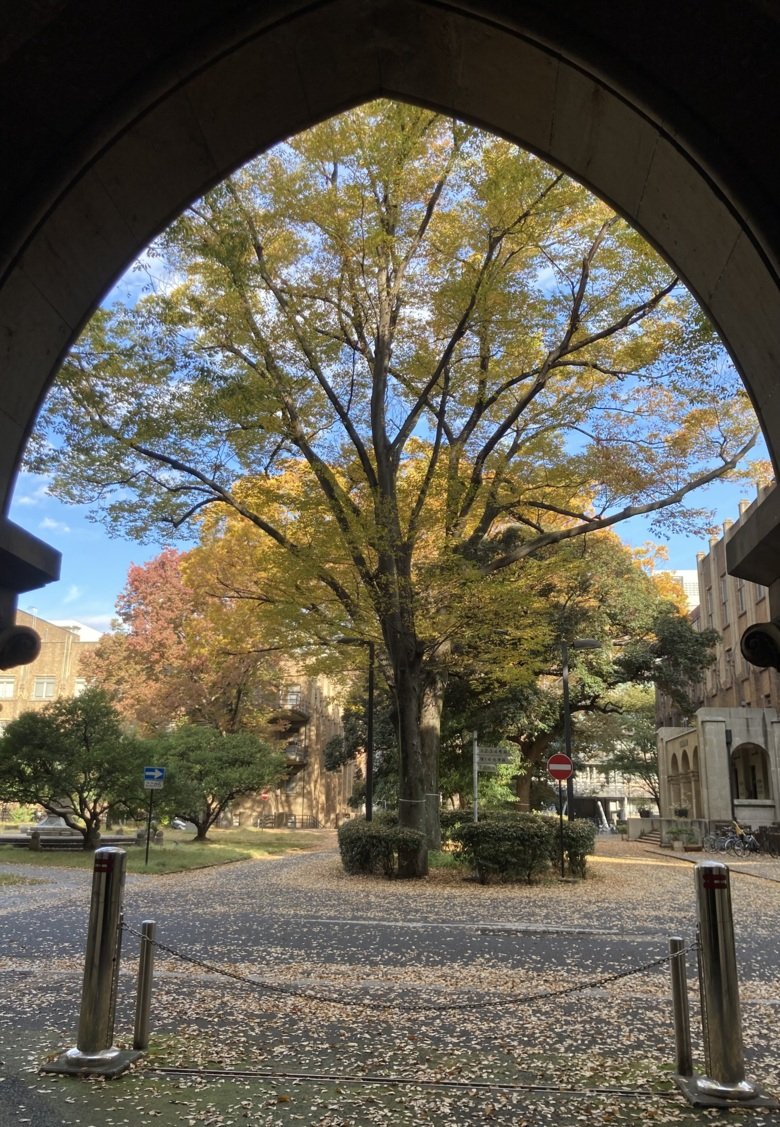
[32,676,56,700]
[706,588,714,626]
[757,584,767,601]
[282,685,302,710]
[737,581,746,613]
[73,679,87,697]
[0,677,14,699]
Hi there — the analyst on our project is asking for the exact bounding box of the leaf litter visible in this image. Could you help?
[1,836,780,1124]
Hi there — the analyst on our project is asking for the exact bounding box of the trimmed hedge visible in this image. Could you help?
[338,810,596,882]
[453,814,556,884]
[544,817,597,878]
[452,813,597,883]
[338,817,425,878]
[440,808,475,845]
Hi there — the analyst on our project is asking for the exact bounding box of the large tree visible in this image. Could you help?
[0,689,145,849]
[31,101,757,873]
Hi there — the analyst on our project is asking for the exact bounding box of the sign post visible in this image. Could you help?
[143,766,165,866]
[547,753,574,878]
[473,738,514,822]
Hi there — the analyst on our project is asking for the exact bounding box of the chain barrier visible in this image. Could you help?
[121,920,698,1016]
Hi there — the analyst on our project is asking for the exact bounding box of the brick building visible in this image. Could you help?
[0,610,99,735]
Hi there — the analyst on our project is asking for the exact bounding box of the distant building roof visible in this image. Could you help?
[50,620,103,642]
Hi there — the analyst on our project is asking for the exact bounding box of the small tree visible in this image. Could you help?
[147,725,286,840]
[0,689,145,849]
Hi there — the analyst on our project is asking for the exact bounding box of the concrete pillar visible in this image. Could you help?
[700,719,733,823]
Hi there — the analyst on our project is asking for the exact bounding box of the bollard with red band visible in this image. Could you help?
[675,860,778,1108]
[42,846,142,1077]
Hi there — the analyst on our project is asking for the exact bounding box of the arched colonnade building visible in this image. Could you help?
[659,711,780,830]
[2,2,780,657]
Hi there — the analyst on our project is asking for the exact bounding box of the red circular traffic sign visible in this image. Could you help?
[547,753,573,781]
[260,790,270,801]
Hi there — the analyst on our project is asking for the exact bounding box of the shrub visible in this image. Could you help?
[453,814,556,884]
[338,817,425,878]
[544,817,597,878]
[440,808,474,845]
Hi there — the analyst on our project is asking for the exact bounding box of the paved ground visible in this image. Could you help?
[1,836,780,1125]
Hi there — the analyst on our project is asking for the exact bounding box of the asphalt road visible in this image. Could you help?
[1,841,779,1125]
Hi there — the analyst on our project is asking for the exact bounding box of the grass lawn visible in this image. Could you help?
[0,826,332,875]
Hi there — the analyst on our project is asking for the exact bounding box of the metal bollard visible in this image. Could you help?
[675,860,778,1108]
[42,847,142,1077]
[695,861,753,1097]
[133,920,156,1051]
[669,936,692,1078]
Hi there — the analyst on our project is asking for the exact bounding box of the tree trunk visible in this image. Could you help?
[513,734,554,813]
[420,673,445,851]
[515,770,532,813]
[392,650,428,878]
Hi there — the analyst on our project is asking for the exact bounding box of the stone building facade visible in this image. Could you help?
[0,610,98,734]
[231,673,354,830]
[657,485,780,828]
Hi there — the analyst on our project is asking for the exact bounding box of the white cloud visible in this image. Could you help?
[15,483,51,507]
[39,517,71,534]
[63,584,81,604]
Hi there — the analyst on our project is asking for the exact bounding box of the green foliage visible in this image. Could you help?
[616,611,719,711]
[145,725,286,840]
[0,689,146,848]
[337,817,426,878]
[439,807,475,844]
[452,814,556,884]
[545,817,598,878]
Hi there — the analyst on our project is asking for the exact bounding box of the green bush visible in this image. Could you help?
[544,817,597,878]
[440,808,474,844]
[453,814,556,884]
[338,817,425,878]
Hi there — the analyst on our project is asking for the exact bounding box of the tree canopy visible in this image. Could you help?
[144,725,285,840]
[0,689,145,848]
[81,548,281,735]
[30,100,756,872]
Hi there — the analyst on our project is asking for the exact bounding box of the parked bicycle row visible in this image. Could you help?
[701,821,779,858]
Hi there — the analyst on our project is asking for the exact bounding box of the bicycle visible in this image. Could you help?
[702,830,742,854]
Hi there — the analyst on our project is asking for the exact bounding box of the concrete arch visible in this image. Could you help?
[3,1,780,596]
[731,741,772,802]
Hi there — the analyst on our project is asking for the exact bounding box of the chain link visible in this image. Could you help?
[121,921,698,1015]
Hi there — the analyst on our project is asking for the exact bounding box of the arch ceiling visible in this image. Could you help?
[2,0,780,595]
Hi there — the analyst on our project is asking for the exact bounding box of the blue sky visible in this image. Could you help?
[8,464,766,634]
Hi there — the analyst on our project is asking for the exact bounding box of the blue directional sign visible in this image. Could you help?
[143,766,166,790]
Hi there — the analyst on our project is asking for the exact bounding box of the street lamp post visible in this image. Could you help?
[562,639,602,821]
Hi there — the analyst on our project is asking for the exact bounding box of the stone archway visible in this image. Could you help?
[669,752,681,813]
[3,1,780,606]
[731,741,772,803]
